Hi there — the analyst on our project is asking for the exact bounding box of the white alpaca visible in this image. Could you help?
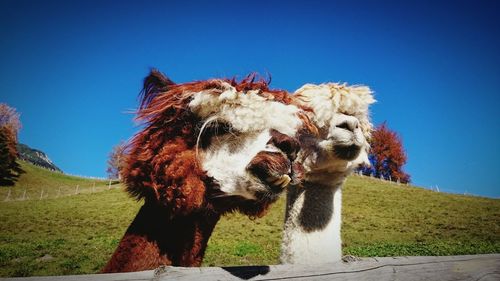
[280,83,375,264]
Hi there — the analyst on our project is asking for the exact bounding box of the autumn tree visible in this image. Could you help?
[360,122,410,183]
[106,141,127,180]
[0,104,21,135]
[0,104,22,184]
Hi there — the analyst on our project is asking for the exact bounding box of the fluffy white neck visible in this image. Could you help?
[280,179,345,264]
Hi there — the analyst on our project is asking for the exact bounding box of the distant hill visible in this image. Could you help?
[16,143,62,172]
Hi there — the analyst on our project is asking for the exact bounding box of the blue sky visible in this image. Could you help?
[1,0,499,198]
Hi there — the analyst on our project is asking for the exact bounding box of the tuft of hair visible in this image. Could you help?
[294,83,376,138]
[227,73,297,106]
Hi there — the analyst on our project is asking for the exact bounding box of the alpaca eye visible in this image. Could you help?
[198,122,236,148]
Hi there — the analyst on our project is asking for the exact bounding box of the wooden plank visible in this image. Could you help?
[1,254,499,281]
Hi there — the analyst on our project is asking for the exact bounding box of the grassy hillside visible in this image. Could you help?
[0,165,498,277]
[0,161,115,200]
[342,177,499,256]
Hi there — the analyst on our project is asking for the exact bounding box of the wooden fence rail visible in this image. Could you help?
[1,254,499,281]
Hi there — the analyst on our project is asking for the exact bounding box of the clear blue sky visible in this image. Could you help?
[1,0,499,198]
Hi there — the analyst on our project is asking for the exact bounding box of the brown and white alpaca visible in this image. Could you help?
[102,70,316,272]
[280,83,375,264]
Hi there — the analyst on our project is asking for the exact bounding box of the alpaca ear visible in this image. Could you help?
[138,69,176,110]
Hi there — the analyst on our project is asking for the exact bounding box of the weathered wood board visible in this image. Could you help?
[1,254,499,281]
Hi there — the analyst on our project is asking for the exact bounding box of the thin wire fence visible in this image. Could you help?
[353,172,478,197]
[1,181,121,202]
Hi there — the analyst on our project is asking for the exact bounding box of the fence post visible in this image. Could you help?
[4,188,11,201]
[108,179,112,190]
[40,189,44,200]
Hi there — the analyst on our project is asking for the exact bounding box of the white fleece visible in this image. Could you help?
[189,82,302,136]
[281,185,343,264]
[294,83,375,137]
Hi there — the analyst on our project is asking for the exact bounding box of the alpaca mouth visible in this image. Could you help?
[246,150,294,192]
[333,144,361,160]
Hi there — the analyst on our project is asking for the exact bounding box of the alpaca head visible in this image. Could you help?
[293,83,375,182]
[122,70,314,218]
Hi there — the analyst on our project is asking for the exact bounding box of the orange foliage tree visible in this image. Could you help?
[360,122,410,183]
[0,104,21,183]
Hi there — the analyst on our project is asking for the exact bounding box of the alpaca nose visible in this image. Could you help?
[336,117,359,132]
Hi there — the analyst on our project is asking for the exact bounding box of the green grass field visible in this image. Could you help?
[0,161,499,277]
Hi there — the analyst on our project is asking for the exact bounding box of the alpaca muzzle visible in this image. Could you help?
[247,150,293,191]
